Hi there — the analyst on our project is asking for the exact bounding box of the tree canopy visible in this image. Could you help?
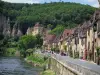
[2,2,96,33]
[18,35,37,50]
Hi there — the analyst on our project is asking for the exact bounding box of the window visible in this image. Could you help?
[88,42,90,50]
[67,33,69,36]
[93,23,97,32]
[88,30,90,36]
[81,39,83,46]
[95,39,96,42]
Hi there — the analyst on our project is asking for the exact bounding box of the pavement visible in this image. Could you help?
[51,53,100,74]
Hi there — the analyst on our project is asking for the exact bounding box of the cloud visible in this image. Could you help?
[1,0,100,7]
[88,0,96,2]
[86,0,99,7]
[93,3,99,7]
[2,0,41,3]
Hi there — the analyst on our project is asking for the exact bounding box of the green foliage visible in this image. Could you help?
[0,35,9,55]
[47,24,53,30]
[18,35,37,50]
[63,45,67,51]
[35,34,43,48]
[2,2,96,33]
[74,51,79,58]
[18,35,37,57]
[51,47,55,52]
[26,48,35,56]
[18,35,43,57]
[69,49,73,57]
[49,25,65,35]
[0,0,4,13]
[6,48,16,56]
[96,47,100,56]
[26,54,46,66]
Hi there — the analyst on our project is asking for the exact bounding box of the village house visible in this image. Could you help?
[43,34,56,50]
[90,10,100,63]
[32,22,44,36]
[77,24,87,59]
[26,22,46,36]
[52,34,61,50]
[42,10,100,64]
[58,29,73,54]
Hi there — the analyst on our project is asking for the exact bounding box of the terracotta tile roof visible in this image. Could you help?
[45,34,56,44]
[61,29,73,40]
[53,33,62,43]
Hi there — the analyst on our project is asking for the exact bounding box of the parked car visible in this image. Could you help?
[61,52,66,56]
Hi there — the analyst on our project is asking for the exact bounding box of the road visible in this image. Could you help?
[51,53,100,74]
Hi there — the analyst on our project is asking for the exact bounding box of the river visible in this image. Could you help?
[0,57,42,75]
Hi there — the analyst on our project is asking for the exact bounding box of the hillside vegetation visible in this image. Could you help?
[1,0,96,34]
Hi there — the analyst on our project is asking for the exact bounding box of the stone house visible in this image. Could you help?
[43,34,56,50]
[77,24,87,59]
[59,29,73,53]
[32,22,44,36]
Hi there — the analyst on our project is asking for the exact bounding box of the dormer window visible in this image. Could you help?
[88,30,90,36]
[93,23,97,32]
[67,33,69,36]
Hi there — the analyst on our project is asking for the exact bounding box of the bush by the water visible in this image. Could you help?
[6,48,16,56]
[26,54,48,66]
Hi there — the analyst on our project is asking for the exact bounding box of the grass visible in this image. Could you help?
[6,48,16,56]
[41,70,56,75]
[26,53,48,67]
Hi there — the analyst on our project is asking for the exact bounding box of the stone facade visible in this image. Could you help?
[43,9,100,64]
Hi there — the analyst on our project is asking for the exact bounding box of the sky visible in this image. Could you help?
[2,0,99,7]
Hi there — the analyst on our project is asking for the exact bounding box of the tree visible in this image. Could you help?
[18,35,37,57]
[63,45,67,52]
[2,2,95,34]
[47,24,53,30]
[18,35,37,50]
[96,47,100,65]
[36,34,43,48]
[26,48,34,56]
[0,0,4,13]
[0,35,9,55]
[49,25,65,35]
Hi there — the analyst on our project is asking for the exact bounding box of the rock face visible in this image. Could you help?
[0,14,23,37]
[0,14,7,34]
[26,27,33,35]
[11,21,23,37]
[3,17,11,37]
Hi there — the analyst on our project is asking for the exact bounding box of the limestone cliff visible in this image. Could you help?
[0,14,7,34]
[11,21,23,37]
[0,14,23,38]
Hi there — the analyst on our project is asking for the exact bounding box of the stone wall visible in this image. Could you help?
[49,54,100,75]
[49,57,80,75]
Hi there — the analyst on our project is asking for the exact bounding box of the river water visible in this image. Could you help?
[0,57,42,75]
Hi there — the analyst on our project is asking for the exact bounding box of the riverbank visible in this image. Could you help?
[25,53,56,75]
[41,69,56,75]
[25,53,48,67]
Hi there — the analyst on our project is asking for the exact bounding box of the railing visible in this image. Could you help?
[51,53,100,75]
